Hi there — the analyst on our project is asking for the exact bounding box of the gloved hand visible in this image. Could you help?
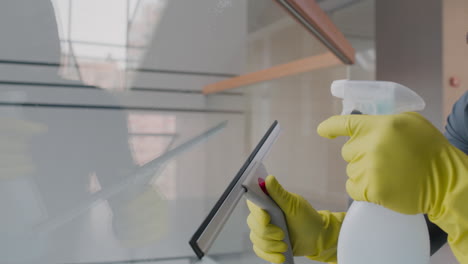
[317,112,468,262]
[246,175,344,263]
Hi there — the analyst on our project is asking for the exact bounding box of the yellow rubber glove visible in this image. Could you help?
[317,112,468,263]
[246,175,344,263]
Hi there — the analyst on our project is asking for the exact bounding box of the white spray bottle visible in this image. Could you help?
[331,80,430,264]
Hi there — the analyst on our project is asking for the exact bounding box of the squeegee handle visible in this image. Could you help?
[245,177,294,264]
[266,199,295,264]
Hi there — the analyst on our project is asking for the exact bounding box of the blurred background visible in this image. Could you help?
[0,0,465,263]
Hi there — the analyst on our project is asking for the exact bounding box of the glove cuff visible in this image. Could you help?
[306,211,345,263]
[429,146,468,262]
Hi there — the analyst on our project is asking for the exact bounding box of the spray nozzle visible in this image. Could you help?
[331,80,426,115]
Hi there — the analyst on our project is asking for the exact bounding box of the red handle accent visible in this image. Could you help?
[258,177,269,196]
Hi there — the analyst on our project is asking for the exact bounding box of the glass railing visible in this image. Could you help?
[0,0,374,263]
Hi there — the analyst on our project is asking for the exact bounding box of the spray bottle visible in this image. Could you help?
[331,80,430,264]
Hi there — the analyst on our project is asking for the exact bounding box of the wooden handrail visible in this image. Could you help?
[202,52,341,94]
[275,0,355,64]
[202,0,355,94]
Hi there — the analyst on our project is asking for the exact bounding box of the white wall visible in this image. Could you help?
[376,0,443,129]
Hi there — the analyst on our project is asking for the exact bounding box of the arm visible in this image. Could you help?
[318,112,468,262]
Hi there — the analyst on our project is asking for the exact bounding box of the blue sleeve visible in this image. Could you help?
[444,91,468,155]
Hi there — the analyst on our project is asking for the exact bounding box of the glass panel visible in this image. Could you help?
[0,0,374,263]
[328,0,376,80]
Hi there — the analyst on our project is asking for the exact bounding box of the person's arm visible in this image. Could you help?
[318,112,468,262]
[427,90,468,255]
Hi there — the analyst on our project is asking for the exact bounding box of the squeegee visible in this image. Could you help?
[190,121,294,264]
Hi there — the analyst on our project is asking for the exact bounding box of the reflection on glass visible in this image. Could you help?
[52,0,167,90]
[0,0,375,263]
[128,113,177,165]
[1,0,173,262]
